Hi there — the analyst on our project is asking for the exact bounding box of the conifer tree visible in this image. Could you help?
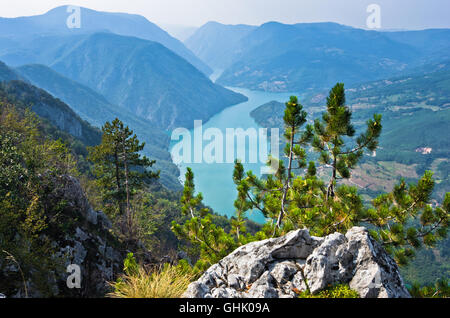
[172,168,254,272]
[230,97,314,236]
[311,83,382,200]
[89,118,159,240]
[229,83,449,265]
[363,173,449,265]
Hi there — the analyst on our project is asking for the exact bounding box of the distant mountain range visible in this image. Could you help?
[185,21,257,70]
[0,6,212,76]
[0,7,253,129]
[0,8,255,190]
[187,21,450,92]
[47,32,246,130]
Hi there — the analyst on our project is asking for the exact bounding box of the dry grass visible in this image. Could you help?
[108,264,193,298]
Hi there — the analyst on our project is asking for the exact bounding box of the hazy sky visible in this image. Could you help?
[1,0,449,30]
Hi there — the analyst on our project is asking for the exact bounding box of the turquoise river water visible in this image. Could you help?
[170,86,297,224]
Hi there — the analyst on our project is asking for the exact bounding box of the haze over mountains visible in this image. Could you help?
[186,21,450,92]
[0,7,247,130]
[14,63,183,188]
[185,21,257,70]
[0,6,212,75]
[48,32,246,130]
[0,4,449,292]
[1,5,449,194]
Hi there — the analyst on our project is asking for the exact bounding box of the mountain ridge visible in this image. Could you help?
[185,21,257,70]
[48,32,248,130]
[14,62,182,190]
[187,21,450,92]
[0,5,212,75]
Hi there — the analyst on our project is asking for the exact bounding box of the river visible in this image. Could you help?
[170,82,296,224]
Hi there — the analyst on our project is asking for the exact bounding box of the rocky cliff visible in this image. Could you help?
[0,175,124,298]
[0,79,101,147]
[184,227,411,298]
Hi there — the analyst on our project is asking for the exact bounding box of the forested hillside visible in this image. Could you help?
[0,80,101,148]
[0,6,211,75]
[15,63,181,189]
[0,78,254,297]
[0,4,449,299]
[50,33,247,130]
[187,21,450,92]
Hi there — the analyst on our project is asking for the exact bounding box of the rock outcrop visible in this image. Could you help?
[0,175,124,298]
[184,227,411,298]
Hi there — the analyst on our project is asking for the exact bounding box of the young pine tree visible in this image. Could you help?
[89,118,159,241]
[312,83,382,200]
[171,168,253,272]
[230,83,449,266]
[231,96,314,236]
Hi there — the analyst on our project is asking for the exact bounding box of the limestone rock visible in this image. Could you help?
[0,174,124,298]
[184,227,410,298]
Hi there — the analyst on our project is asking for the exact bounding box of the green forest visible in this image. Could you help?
[1,4,449,301]
[1,80,448,298]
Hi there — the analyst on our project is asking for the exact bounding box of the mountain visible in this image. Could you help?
[0,6,212,75]
[162,24,198,42]
[0,60,22,82]
[288,60,450,112]
[48,32,247,130]
[185,21,257,70]
[383,29,450,64]
[15,64,168,149]
[199,22,450,92]
[14,63,182,190]
[250,64,450,200]
[0,79,101,148]
[0,81,125,298]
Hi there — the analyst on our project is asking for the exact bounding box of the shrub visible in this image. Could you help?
[409,278,450,298]
[298,284,360,298]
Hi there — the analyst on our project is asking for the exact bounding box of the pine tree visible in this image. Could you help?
[230,97,314,236]
[311,83,382,200]
[172,168,254,272]
[363,173,449,265]
[89,118,159,240]
[228,83,449,265]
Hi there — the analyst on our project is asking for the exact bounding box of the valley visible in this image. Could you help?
[170,86,296,224]
[0,3,449,298]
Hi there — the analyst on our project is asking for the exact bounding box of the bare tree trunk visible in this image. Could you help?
[327,156,337,200]
[114,146,123,215]
[274,125,295,235]
[123,148,132,241]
